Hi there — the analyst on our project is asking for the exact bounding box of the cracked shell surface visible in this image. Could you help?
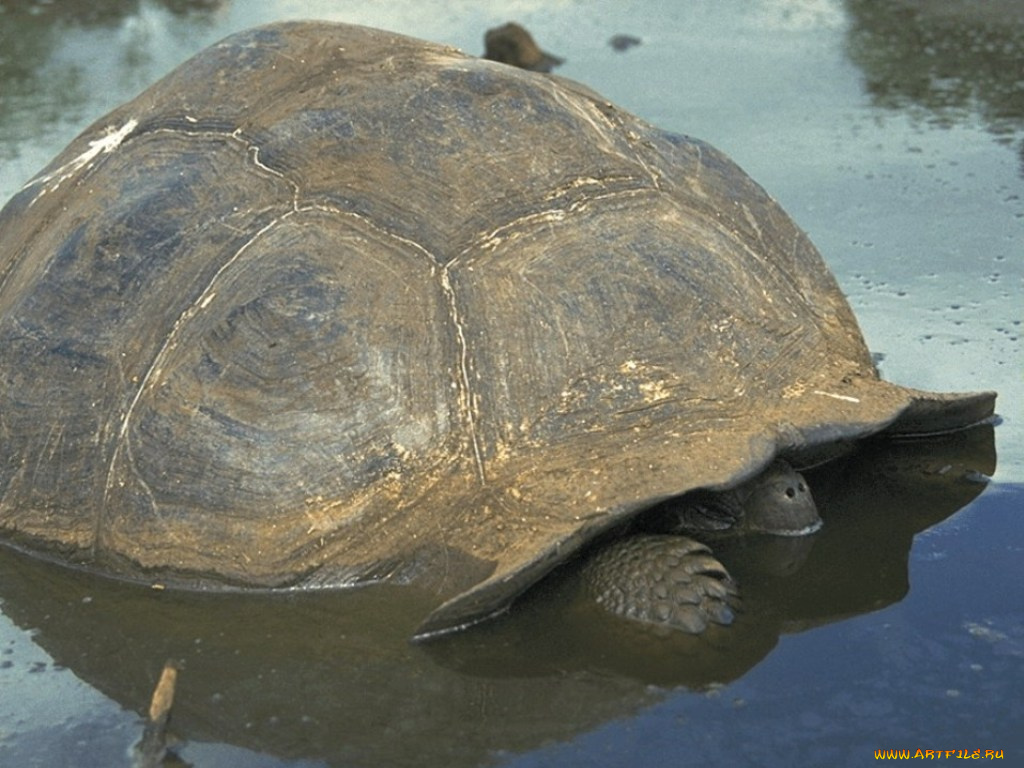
[0,21,995,638]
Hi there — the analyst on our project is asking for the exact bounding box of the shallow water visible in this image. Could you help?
[0,1,1021,766]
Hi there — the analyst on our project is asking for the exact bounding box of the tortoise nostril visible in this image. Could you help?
[785,487,796,498]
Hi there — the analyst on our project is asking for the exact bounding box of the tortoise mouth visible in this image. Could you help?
[747,518,823,537]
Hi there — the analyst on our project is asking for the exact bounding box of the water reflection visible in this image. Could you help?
[0,0,221,24]
[844,0,1024,173]
[0,0,225,165]
[0,425,995,766]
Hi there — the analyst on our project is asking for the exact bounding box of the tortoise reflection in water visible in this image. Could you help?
[0,21,995,640]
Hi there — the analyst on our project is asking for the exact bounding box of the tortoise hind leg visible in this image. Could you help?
[582,535,738,633]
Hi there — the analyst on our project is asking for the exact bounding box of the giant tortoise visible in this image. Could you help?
[0,21,995,638]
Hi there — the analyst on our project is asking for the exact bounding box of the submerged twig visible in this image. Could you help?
[133,660,186,768]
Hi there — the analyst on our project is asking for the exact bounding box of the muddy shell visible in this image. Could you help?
[0,21,995,637]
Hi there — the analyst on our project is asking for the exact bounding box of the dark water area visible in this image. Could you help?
[0,428,1017,767]
[0,1,1021,766]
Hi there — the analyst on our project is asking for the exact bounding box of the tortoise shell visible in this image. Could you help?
[0,21,994,637]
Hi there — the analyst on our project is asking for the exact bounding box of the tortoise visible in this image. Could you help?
[483,21,564,72]
[0,21,995,639]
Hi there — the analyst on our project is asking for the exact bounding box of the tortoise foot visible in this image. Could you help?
[582,535,738,633]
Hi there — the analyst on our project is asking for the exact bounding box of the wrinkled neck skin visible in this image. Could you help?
[654,460,822,538]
